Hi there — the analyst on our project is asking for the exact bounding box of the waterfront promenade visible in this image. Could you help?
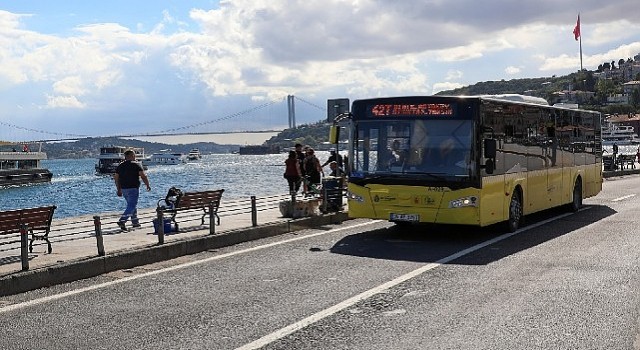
[0,194,348,296]
[1,160,638,297]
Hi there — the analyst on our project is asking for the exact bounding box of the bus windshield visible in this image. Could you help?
[351,119,474,178]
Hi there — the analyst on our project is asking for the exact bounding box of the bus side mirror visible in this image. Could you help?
[484,139,496,159]
[329,125,340,144]
[483,139,496,174]
[484,159,494,174]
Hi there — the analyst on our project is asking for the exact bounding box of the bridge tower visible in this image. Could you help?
[287,95,296,128]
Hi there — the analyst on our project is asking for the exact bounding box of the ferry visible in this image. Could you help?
[186,148,202,161]
[0,143,53,187]
[143,150,185,166]
[95,146,146,174]
[602,121,640,145]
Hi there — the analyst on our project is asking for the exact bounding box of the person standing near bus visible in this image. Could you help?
[303,148,323,194]
[114,150,151,230]
[284,150,302,194]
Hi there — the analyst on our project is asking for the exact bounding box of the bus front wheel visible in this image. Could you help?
[569,179,582,212]
[506,191,523,232]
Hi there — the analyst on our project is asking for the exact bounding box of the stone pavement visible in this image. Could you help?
[0,197,349,296]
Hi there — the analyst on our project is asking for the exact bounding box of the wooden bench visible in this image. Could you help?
[157,189,224,231]
[616,154,636,170]
[0,206,56,253]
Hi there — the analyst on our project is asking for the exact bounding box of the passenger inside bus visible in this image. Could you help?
[388,139,407,170]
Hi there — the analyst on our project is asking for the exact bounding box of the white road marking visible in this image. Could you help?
[235,210,584,350]
[612,194,636,202]
[0,221,380,314]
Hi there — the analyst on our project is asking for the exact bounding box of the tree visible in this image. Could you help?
[596,79,616,103]
[619,58,625,67]
[611,61,616,69]
[632,88,640,108]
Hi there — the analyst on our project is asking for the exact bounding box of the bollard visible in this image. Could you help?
[251,196,257,227]
[93,216,105,256]
[208,203,216,235]
[322,186,329,214]
[156,209,165,245]
[290,191,296,218]
[20,223,29,271]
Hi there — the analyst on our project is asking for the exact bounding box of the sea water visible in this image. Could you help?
[0,153,324,219]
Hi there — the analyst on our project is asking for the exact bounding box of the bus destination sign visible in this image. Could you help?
[370,103,453,117]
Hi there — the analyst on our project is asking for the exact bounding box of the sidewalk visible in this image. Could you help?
[0,196,349,296]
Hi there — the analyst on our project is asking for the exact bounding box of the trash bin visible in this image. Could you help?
[322,176,343,211]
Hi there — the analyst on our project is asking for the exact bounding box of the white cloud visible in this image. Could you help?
[505,66,521,75]
[1,2,640,138]
[446,70,463,80]
[432,82,464,95]
[45,94,85,109]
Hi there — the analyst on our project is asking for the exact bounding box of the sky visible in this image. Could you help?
[2,0,640,142]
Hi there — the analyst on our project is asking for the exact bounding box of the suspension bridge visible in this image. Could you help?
[0,95,328,144]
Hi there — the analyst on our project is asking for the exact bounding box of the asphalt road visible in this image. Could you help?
[2,175,640,349]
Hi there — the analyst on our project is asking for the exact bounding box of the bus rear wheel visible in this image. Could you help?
[506,191,522,232]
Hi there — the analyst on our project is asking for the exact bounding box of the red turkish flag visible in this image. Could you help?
[573,15,580,41]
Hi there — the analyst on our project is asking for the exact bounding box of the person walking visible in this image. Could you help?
[284,150,302,194]
[295,143,307,192]
[114,149,151,230]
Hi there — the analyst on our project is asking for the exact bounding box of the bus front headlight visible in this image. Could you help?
[347,191,365,203]
[449,196,478,208]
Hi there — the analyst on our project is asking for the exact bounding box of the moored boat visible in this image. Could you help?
[0,142,53,187]
[95,146,146,174]
[143,150,185,166]
[602,121,640,145]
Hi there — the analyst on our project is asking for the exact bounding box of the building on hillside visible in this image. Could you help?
[623,81,640,95]
[550,90,595,105]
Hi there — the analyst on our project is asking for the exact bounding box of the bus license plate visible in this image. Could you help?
[390,213,419,222]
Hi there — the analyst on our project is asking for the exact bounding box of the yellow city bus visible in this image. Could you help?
[334,95,602,231]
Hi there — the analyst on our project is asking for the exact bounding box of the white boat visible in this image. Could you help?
[0,142,52,186]
[186,148,201,161]
[95,146,146,174]
[143,151,185,166]
[602,121,640,145]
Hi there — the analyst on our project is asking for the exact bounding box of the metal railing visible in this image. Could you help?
[0,190,345,272]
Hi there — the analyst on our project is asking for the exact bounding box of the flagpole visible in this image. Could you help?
[579,26,583,71]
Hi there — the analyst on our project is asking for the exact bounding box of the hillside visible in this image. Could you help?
[40,137,238,159]
[436,75,572,99]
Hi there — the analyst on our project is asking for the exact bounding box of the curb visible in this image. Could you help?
[603,168,640,178]
[0,212,350,297]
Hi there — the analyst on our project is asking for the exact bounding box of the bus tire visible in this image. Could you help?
[569,179,582,212]
[506,190,522,232]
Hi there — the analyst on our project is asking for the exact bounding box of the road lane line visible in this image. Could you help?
[0,220,380,314]
[612,194,636,202]
[235,210,583,350]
